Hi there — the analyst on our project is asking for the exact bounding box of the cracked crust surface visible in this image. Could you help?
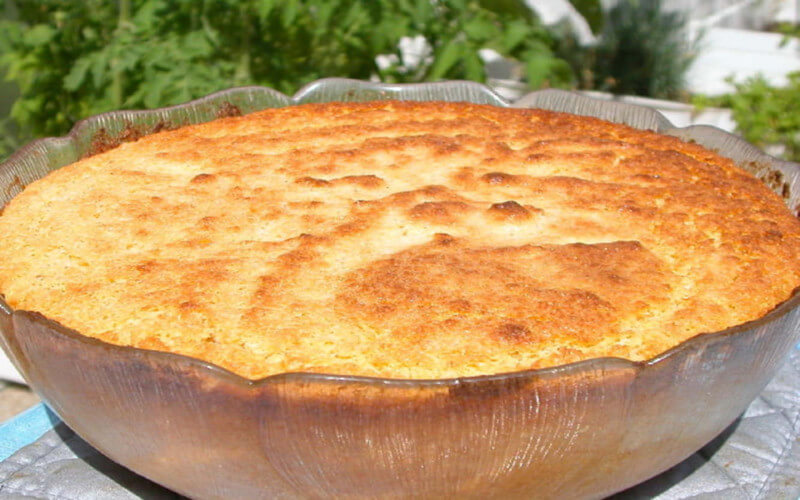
[1,100,800,379]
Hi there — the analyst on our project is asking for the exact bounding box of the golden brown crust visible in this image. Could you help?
[1,100,800,379]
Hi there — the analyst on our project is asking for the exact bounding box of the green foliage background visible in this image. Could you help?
[0,0,709,163]
[692,24,800,162]
[558,0,696,100]
[0,0,575,160]
[694,74,800,162]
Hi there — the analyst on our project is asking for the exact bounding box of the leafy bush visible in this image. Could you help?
[0,0,573,160]
[558,0,697,99]
[691,24,800,163]
[694,73,800,162]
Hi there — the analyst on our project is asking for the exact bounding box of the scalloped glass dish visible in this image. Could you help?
[1,79,799,499]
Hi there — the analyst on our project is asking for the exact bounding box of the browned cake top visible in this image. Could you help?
[1,100,799,379]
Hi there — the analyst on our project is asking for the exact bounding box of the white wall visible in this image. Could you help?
[673,0,780,30]
[686,27,800,94]
[600,0,791,29]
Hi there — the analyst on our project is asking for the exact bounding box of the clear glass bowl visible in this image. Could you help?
[1,79,799,499]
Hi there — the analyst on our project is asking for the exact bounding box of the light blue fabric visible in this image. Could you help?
[0,403,60,461]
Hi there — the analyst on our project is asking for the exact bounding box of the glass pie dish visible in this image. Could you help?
[1,79,799,499]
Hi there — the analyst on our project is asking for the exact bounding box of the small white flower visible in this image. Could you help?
[398,35,433,70]
[375,53,401,71]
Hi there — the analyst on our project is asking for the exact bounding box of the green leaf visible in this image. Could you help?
[90,51,112,88]
[132,0,162,30]
[143,73,170,108]
[501,20,532,52]
[63,57,92,91]
[462,48,486,82]
[199,14,220,47]
[411,0,435,28]
[462,17,497,42]
[257,0,277,21]
[314,2,336,28]
[427,40,462,80]
[181,31,213,58]
[477,0,535,22]
[546,58,575,86]
[22,25,57,47]
[281,0,299,26]
[0,21,21,49]
[524,54,555,88]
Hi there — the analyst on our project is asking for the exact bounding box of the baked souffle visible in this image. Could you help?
[1,100,799,379]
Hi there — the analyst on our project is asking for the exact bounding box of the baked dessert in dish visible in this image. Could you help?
[1,100,799,380]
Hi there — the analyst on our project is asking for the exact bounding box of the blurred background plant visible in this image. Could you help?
[555,0,697,100]
[0,0,576,161]
[694,73,800,163]
[1,0,762,163]
[691,21,800,162]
